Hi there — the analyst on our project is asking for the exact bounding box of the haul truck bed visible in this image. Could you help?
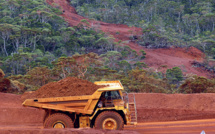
[23,92,102,114]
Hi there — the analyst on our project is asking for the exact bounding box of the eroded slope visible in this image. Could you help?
[46,0,207,77]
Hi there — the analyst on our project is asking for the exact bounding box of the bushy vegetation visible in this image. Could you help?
[1,0,215,94]
[0,69,24,94]
[179,75,215,93]
[8,57,171,93]
[166,67,183,84]
[0,0,142,76]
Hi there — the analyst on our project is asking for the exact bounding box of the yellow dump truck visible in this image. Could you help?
[22,81,137,130]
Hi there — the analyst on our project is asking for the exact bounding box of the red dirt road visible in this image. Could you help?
[126,119,215,134]
[0,119,214,134]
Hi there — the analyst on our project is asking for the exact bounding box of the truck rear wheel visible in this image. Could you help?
[94,111,124,130]
[44,113,74,128]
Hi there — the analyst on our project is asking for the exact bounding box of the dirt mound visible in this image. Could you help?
[23,77,103,99]
[187,46,204,58]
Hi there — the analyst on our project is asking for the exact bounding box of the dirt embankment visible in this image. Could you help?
[134,93,215,122]
[0,93,44,126]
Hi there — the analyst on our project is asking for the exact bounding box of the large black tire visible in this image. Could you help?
[94,111,124,130]
[44,113,74,128]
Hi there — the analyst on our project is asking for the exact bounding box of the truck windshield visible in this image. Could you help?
[105,91,121,100]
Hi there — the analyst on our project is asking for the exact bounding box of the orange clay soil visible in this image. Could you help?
[45,0,209,78]
[22,77,104,99]
[134,93,215,122]
[0,93,45,126]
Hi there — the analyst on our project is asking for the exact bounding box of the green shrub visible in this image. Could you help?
[179,76,215,93]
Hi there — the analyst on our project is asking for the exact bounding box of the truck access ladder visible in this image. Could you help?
[128,93,137,125]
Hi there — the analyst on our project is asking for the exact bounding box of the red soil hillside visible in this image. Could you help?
[46,0,208,77]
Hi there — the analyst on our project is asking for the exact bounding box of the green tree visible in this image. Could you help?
[166,67,183,84]
[118,60,131,75]
[26,66,51,86]
[100,51,122,69]
[0,24,13,56]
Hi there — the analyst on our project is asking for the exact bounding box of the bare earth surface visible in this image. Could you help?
[1,92,215,133]
[125,119,215,134]
[0,93,44,126]
[134,93,215,122]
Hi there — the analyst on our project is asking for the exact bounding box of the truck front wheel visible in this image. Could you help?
[95,111,124,130]
[44,113,74,128]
